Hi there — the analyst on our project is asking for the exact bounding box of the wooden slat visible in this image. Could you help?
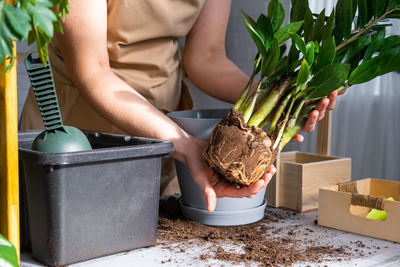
[266,152,281,207]
[316,111,332,156]
[0,38,20,261]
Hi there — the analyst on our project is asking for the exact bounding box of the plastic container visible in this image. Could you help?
[18,130,173,266]
[167,109,267,226]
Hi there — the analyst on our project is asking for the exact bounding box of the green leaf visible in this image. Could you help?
[3,3,31,41]
[255,14,275,48]
[313,41,320,53]
[290,0,309,22]
[348,47,400,84]
[53,0,70,21]
[312,9,326,43]
[374,0,387,17]
[305,64,350,99]
[0,2,30,61]
[386,10,400,18]
[290,32,307,55]
[303,8,314,43]
[288,43,300,73]
[357,0,368,27]
[305,42,315,66]
[275,20,304,44]
[340,34,372,64]
[363,31,393,60]
[261,39,280,77]
[241,10,256,28]
[268,0,285,31]
[297,59,310,84]
[388,0,400,10]
[26,0,58,37]
[0,234,19,267]
[334,0,353,43]
[243,16,268,57]
[322,10,335,41]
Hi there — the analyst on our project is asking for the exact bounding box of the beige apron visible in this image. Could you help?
[20,0,206,195]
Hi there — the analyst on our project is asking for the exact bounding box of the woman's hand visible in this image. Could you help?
[180,137,276,212]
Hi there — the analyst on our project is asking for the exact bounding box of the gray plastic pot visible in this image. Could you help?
[167,109,267,226]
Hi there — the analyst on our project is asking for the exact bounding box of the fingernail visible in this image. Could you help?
[259,179,265,187]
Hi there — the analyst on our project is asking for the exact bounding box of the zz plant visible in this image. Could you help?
[203,0,400,186]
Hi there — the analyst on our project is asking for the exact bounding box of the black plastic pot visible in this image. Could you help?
[18,130,173,266]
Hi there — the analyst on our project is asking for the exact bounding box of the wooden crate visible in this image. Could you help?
[267,152,351,212]
[319,179,400,243]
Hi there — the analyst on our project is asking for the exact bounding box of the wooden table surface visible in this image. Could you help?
[20,207,400,267]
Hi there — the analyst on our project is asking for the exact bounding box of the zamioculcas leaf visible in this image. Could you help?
[366,0,375,22]
[374,0,387,18]
[290,32,307,55]
[305,64,350,99]
[305,42,315,66]
[340,34,372,64]
[387,0,400,10]
[312,9,326,43]
[363,28,386,60]
[288,43,300,73]
[0,234,18,267]
[297,59,310,85]
[268,0,285,31]
[256,14,275,47]
[243,15,268,57]
[275,20,304,44]
[334,0,353,43]
[261,39,280,77]
[322,10,335,41]
[348,47,400,84]
[241,10,256,28]
[303,7,314,43]
[357,0,368,28]
[290,0,309,22]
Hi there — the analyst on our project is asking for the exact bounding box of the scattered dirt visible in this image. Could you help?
[157,197,359,266]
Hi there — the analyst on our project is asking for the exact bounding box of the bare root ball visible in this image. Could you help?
[203,109,277,186]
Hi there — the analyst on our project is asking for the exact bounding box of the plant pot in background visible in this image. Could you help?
[19,130,173,267]
[168,109,267,226]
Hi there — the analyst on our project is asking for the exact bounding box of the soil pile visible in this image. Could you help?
[157,197,358,266]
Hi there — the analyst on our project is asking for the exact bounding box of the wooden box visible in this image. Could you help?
[267,152,351,212]
[319,178,400,243]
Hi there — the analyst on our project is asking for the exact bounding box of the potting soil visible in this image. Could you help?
[157,196,366,266]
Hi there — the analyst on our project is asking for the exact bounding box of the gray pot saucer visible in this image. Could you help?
[179,198,267,226]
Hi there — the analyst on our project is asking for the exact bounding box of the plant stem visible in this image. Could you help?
[272,95,296,150]
[242,81,264,122]
[287,98,306,128]
[278,103,316,150]
[336,8,397,51]
[234,56,262,112]
[234,71,257,112]
[267,88,295,135]
[247,78,291,127]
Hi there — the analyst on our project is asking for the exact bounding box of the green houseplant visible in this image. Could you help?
[0,234,18,267]
[0,0,69,71]
[204,0,400,186]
